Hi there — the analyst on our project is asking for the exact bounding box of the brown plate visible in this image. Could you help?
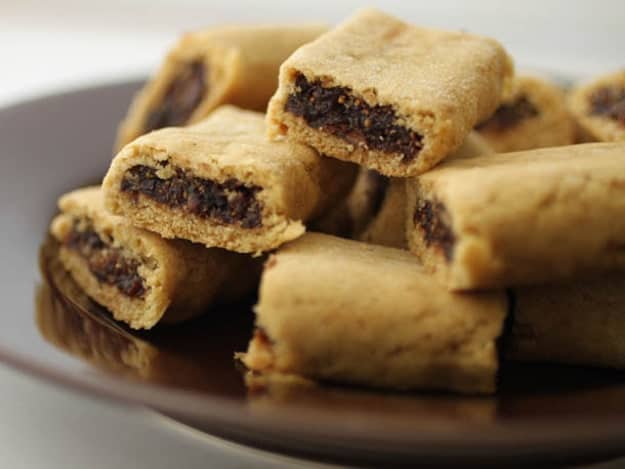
[2,80,625,468]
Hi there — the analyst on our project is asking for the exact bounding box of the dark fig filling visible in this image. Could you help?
[413,198,456,262]
[144,60,207,132]
[121,163,263,229]
[64,222,146,298]
[285,73,423,162]
[476,95,539,132]
[589,86,625,126]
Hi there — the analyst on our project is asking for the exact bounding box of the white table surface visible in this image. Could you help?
[1,1,624,467]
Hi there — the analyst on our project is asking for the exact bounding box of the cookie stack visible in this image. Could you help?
[50,8,625,395]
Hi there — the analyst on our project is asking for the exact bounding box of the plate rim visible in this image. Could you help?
[3,79,625,466]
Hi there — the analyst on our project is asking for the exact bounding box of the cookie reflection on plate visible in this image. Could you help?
[243,372,497,427]
[36,281,159,380]
[36,236,250,396]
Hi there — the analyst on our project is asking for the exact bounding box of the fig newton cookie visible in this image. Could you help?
[241,233,508,394]
[115,24,327,150]
[104,106,356,254]
[476,75,575,152]
[406,143,625,290]
[267,8,514,177]
[569,69,625,142]
[50,186,258,329]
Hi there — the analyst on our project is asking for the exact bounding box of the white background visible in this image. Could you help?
[1,1,624,467]
[2,0,625,107]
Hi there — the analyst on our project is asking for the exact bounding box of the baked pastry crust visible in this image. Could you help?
[50,186,257,329]
[104,106,356,254]
[115,24,327,150]
[267,8,513,176]
[406,142,625,290]
[242,233,507,394]
[569,69,625,142]
[477,75,575,152]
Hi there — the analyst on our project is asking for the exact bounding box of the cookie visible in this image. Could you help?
[508,274,625,369]
[266,8,514,177]
[115,24,327,150]
[359,132,493,249]
[569,69,625,142]
[406,142,625,290]
[104,106,357,254]
[476,75,575,152]
[50,186,258,329]
[241,233,508,394]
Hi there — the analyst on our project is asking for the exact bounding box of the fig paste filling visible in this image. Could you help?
[476,95,539,132]
[589,86,625,126]
[284,73,423,162]
[64,222,146,298]
[144,60,207,132]
[121,163,263,229]
[413,198,456,262]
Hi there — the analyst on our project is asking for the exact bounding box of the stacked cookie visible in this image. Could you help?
[50,24,337,329]
[50,8,625,395]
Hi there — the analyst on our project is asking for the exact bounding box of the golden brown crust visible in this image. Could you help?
[115,24,327,150]
[477,75,576,152]
[242,233,507,394]
[104,107,357,254]
[50,186,258,329]
[267,8,514,177]
[406,143,625,290]
[569,69,625,143]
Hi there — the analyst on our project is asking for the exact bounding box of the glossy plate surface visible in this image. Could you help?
[2,81,625,467]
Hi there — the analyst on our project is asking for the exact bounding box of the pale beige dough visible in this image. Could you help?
[477,75,575,152]
[267,8,514,177]
[569,69,625,143]
[104,106,356,254]
[115,24,327,150]
[406,142,625,290]
[50,186,258,329]
[241,233,508,394]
